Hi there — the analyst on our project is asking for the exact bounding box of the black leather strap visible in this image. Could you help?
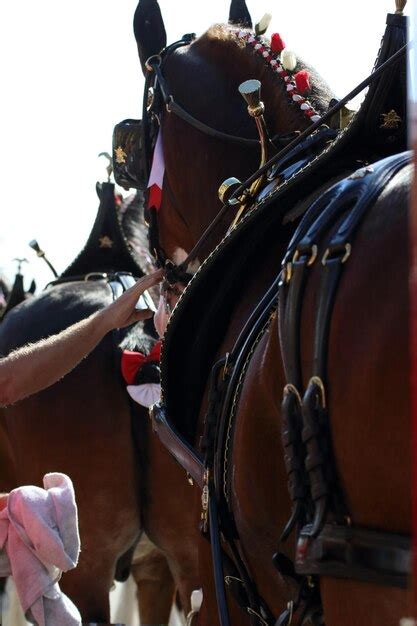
[295,523,411,588]
[278,152,412,586]
[149,403,205,488]
[209,484,232,626]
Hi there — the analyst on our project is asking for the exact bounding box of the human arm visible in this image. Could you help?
[0,269,163,407]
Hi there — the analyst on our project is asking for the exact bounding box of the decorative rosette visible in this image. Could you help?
[237,30,321,124]
[121,341,162,408]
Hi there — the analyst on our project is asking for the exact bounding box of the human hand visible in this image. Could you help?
[98,269,164,331]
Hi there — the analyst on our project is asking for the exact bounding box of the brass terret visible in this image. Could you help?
[217,79,274,229]
[238,80,272,204]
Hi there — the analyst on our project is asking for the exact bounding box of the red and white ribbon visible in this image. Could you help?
[147,129,165,211]
[121,341,162,408]
[236,30,322,124]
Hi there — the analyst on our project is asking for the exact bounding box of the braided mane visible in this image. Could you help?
[189,24,334,134]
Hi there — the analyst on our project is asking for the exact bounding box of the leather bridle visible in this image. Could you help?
[142,36,407,286]
[141,32,301,280]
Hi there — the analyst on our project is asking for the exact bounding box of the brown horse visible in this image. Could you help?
[0,186,175,625]
[134,1,411,624]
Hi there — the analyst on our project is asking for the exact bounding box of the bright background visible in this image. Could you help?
[0,0,407,290]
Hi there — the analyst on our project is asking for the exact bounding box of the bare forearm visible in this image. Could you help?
[0,310,109,407]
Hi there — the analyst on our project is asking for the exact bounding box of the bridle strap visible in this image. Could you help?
[149,51,298,149]
[169,42,408,278]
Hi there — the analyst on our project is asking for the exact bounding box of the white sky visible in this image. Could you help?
[0,0,408,290]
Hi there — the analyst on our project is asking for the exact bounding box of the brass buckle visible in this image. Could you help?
[322,242,351,266]
[285,245,318,283]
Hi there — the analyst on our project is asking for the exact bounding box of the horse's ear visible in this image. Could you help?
[134,0,167,73]
[28,280,36,295]
[228,0,252,28]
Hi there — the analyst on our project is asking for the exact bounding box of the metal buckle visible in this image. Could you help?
[321,242,351,265]
[166,95,175,113]
[285,245,318,283]
[145,54,162,72]
[84,272,108,281]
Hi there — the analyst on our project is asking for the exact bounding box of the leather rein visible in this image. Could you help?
[142,37,407,285]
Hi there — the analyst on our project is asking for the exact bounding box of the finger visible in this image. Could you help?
[132,269,164,292]
[133,309,154,321]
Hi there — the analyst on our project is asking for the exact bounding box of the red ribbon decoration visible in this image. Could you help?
[271,33,286,53]
[121,341,162,385]
[148,184,163,212]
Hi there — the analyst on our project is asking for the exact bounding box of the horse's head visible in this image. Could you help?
[134,0,334,324]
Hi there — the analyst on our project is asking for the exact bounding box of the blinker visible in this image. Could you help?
[112,119,148,191]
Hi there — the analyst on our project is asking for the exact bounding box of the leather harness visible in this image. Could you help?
[279,152,412,589]
[144,14,410,626]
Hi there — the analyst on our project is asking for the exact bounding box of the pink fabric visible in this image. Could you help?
[0,473,81,626]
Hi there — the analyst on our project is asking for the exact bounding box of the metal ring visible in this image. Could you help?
[145,54,162,72]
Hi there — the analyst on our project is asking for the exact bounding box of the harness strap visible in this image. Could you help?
[150,55,299,149]
[208,484,232,626]
[296,523,411,588]
[278,151,412,586]
[149,403,205,488]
